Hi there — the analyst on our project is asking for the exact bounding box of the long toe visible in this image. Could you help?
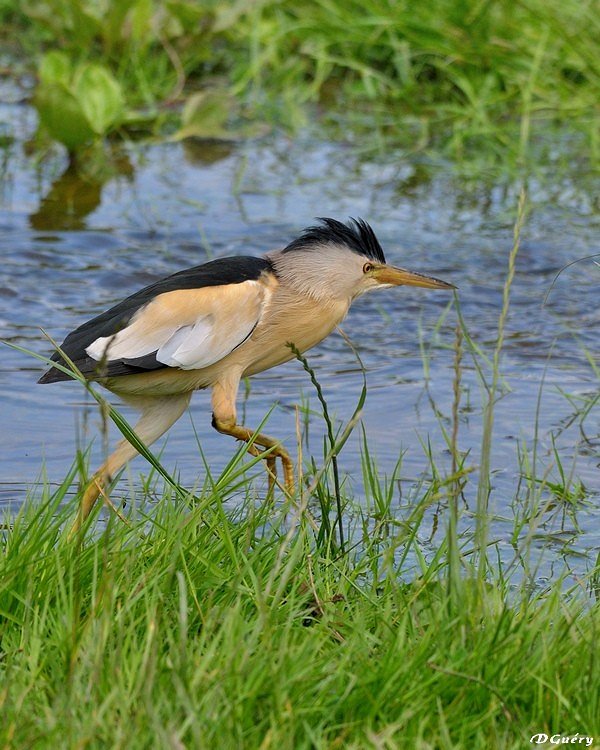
[265,455,278,494]
[279,452,295,494]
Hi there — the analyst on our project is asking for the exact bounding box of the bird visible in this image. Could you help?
[39,217,454,529]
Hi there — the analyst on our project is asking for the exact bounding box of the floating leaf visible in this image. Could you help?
[35,57,125,151]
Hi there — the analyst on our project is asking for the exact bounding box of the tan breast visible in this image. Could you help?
[234,287,350,376]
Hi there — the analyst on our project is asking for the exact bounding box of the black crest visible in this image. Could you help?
[282,217,386,263]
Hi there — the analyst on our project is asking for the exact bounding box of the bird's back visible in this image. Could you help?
[39,256,273,383]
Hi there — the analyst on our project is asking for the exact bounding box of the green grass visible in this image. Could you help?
[1,449,598,748]
[1,0,599,161]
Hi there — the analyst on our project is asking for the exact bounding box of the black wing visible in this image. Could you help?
[39,255,272,383]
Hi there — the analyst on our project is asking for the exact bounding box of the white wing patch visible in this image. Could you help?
[155,317,213,367]
[85,280,266,370]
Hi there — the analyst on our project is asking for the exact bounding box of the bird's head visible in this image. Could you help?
[269,217,455,303]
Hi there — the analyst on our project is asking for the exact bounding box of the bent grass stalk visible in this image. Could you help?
[447,322,464,605]
[289,342,346,553]
[289,333,368,556]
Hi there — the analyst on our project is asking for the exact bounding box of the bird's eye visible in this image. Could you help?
[363,263,374,274]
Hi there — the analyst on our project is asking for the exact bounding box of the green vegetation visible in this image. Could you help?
[1,467,598,748]
[1,200,599,747]
[2,0,599,159]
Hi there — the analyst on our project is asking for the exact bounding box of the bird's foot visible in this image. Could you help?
[246,443,278,495]
[212,416,295,495]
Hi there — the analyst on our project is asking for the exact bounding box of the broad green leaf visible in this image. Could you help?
[74,64,124,135]
[35,84,95,150]
[38,51,72,88]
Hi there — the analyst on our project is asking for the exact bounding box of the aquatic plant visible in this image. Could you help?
[1,0,597,157]
[34,51,124,151]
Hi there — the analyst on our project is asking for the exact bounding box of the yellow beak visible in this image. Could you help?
[372,265,456,290]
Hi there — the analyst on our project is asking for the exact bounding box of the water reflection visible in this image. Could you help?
[182,138,236,166]
[29,150,134,231]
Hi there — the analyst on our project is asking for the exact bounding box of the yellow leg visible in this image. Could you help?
[70,393,192,537]
[212,416,295,493]
[77,475,104,531]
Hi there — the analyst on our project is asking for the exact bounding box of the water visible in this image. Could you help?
[1,90,599,580]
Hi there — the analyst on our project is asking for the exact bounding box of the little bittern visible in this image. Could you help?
[39,217,454,528]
